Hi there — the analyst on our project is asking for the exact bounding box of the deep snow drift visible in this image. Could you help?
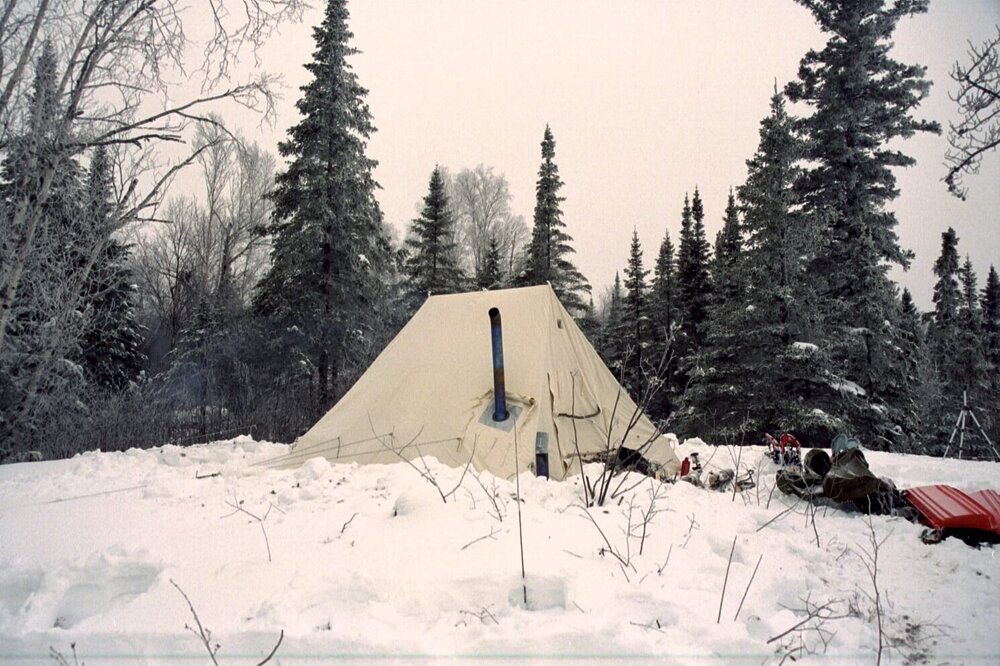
[0,437,997,664]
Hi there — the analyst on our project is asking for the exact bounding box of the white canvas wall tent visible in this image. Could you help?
[258,285,680,480]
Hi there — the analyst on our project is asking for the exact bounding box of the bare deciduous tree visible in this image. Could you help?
[944,26,1000,200]
[0,0,301,454]
[445,165,528,283]
[131,124,274,368]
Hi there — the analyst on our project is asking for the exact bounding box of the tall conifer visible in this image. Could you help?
[256,0,391,411]
[648,229,678,419]
[675,189,712,366]
[522,125,590,312]
[785,0,940,447]
[621,230,650,397]
[404,166,465,299]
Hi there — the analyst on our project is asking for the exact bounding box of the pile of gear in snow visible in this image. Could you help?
[596,434,997,547]
[767,433,1000,547]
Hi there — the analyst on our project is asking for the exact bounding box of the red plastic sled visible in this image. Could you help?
[903,485,1000,534]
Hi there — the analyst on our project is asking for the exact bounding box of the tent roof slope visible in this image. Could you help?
[263,284,679,480]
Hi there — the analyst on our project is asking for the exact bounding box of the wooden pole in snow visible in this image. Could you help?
[513,424,527,606]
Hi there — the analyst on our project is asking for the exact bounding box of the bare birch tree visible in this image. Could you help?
[944,26,1000,200]
[446,165,528,284]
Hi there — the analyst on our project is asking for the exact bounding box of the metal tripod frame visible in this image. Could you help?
[943,390,1000,461]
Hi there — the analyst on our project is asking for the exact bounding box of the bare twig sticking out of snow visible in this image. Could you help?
[47,643,81,666]
[471,470,506,522]
[765,477,779,509]
[808,496,821,548]
[340,512,358,536]
[459,607,499,625]
[756,497,803,533]
[256,630,284,665]
[681,513,700,549]
[728,445,743,503]
[610,472,648,502]
[461,525,501,551]
[768,593,851,651]
[656,544,673,575]
[171,579,221,665]
[577,504,635,571]
[733,553,763,621]
[367,417,478,504]
[856,515,891,665]
[717,535,738,624]
[170,579,283,665]
[637,480,667,555]
[630,619,665,633]
[222,493,283,562]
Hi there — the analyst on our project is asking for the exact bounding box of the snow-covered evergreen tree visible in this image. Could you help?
[404,166,465,299]
[684,190,746,439]
[0,42,88,455]
[928,228,962,392]
[620,230,650,397]
[599,272,625,378]
[685,92,834,442]
[711,190,743,304]
[255,0,391,411]
[576,295,601,346]
[522,125,590,312]
[896,288,938,451]
[674,189,712,392]
[650,230,677,347]
[980,265,1000,445]
[77,146,143,392]
[648,228,678,420]
[955,257,989,400]
[785,0,940,449]
[981,266,1000,374]
[476,234,504,290]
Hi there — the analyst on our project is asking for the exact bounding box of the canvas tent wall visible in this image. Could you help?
[263,285,679,480]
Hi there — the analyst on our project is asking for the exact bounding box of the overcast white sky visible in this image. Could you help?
[222,0,999,309]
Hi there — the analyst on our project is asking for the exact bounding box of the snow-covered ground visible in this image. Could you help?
[1,437,998,664]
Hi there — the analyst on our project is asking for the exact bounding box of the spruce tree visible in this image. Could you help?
[522,125,590,312]
[685,91,833,442]
[599,272,625,377]
[785,0,940,448]
[956,257,989,399]
[404,166,465,299]
[476,234,504,290]
[675,189,712,361]
[78,146,143,392]
[980,266,1000,444]
[650,230,677,346]
[255,0,391,411]
[928,228,961,388]
[576,295,601,345]
[621,230,650,397]
[896,288,936,452]
[982,266,1000,373]
[0,42,87,451]
[648,229,678,419]
[684,190,748,439]
[712,190,743,303]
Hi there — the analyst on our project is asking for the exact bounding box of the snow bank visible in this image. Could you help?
[0,436,997,663]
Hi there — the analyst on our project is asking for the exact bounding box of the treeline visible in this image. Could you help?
[1,0,996,462]
[592,2,999,456]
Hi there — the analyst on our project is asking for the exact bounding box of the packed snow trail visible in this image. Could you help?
[0,437,997,664]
